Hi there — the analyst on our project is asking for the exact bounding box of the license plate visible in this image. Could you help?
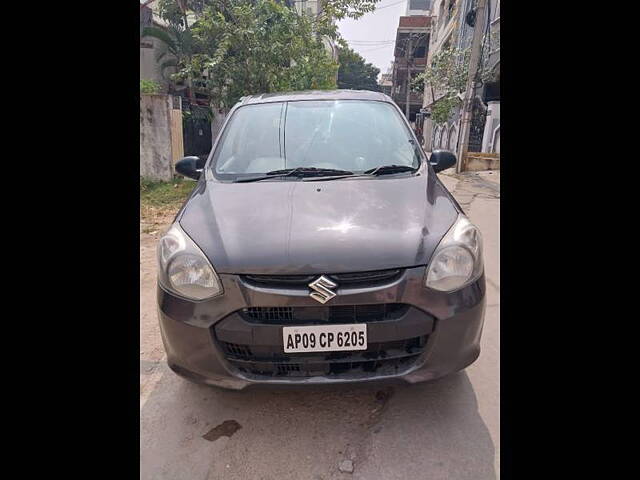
[283,324,367,353]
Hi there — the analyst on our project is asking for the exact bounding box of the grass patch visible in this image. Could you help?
[140,177,194,207]
[140,177,195,228]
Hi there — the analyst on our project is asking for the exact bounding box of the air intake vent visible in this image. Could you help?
[241,303,409,325]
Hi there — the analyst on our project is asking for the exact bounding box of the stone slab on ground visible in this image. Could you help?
[437,172,459,193]
[474,170,500,186]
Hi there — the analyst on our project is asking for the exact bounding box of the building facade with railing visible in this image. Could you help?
[421,0,500,160]
[391,15,431,123]
[379,66,394,97]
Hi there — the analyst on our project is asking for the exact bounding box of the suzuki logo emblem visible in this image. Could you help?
[308,275,338,304]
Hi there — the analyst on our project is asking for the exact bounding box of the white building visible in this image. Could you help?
[422,0,500,163]
[294,0,338,61]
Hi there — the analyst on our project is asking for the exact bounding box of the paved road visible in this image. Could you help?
[140,171,500,479]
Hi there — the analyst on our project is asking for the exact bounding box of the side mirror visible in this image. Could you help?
[175,156,205,180]
[430,150,457,173]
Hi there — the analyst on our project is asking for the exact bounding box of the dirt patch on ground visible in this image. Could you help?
[140,228,169,408]
[140,230,168,360]
[140,210,176,234]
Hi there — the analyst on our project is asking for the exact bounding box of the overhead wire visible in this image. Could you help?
[373,0,408,10]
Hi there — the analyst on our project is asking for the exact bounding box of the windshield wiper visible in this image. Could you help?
[267,167,354,176]
[234,167,354,183]
[235,165,416,183]
[363,164,418,176]
[302,164,419,182]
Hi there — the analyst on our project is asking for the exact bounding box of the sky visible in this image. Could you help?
[337,0,409,79]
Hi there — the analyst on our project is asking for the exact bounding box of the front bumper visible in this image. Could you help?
[157,267,486,390]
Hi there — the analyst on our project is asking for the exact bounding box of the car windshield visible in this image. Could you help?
[212,100,421,179]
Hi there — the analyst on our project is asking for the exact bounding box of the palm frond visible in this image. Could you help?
[171,26,195,56]
[156,49,173,63]
[142,26,177,53]
[159,59,179,78]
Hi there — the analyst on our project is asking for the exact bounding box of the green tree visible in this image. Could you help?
[412,46,469,125]
[189,0,338,106]
[154,0,381,134]
[141,25,197,80]
[336,46,380,91]
[179,0,341,133]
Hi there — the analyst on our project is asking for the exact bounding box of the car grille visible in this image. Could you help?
[241,268,402,288]
[241,303,409,325]
[213,304,434,380]
[218,336,428,378]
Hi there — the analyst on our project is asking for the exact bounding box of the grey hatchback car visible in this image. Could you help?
[157,90,485,390]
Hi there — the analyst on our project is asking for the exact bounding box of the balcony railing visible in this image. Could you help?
[392,91,424,105]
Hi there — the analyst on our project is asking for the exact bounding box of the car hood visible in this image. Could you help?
[179,171,459,274]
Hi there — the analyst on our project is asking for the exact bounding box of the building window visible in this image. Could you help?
[409,0,430,10]
[413,36,428,58]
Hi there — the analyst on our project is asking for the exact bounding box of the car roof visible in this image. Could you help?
[237,89,392,106]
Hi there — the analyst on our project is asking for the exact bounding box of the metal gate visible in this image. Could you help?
[468,98,487,153]
[182,101,212,161]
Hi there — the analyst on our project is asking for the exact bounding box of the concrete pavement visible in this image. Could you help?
[140,171,500,479]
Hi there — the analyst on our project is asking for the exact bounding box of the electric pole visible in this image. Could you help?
[405,34,413,120]
[457,0,487,173]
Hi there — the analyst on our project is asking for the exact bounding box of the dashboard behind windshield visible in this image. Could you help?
[212,100,422,180]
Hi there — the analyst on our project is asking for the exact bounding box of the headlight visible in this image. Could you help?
[425,214,483,291]
[157,223,223,300]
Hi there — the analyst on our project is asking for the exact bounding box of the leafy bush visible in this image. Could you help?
[140,79,161,94]
[412,47,469,124]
